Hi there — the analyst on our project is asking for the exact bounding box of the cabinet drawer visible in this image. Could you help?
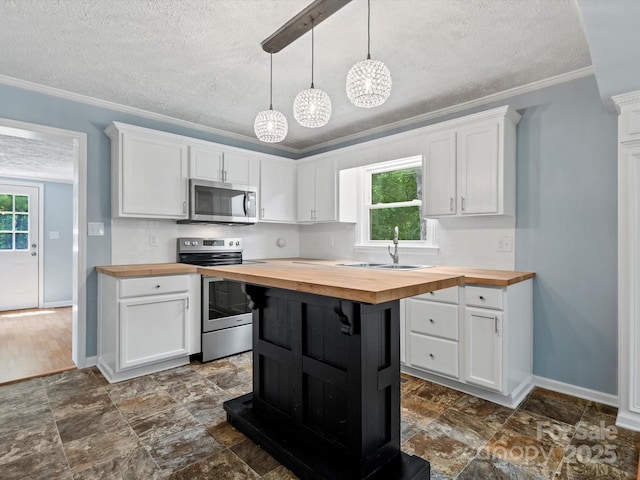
[465,285,503,310]
[407,299,458,340]
[408,333,458,378]
[120,275,190,298]
[413,285,459,304]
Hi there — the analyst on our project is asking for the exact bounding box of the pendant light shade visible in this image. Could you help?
[294,19,332,128]
[255,53,288,143]
[346,0,391,108]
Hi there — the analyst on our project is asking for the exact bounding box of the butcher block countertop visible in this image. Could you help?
[96,259,535,303]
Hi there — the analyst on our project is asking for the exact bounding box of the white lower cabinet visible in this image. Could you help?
[402,280,532,408]
[98,273,201,383]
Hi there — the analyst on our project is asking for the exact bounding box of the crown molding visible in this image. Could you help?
[612,90,640,113]
[297,66,594,156]
[0,74,299,155]
[0,66,593,158]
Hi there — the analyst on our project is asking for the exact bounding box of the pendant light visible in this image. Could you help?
[254,53,288,143]
[346,0,392,108]
[293,19,332,128]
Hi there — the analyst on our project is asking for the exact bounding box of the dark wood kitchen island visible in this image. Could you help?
[198,260,464,480]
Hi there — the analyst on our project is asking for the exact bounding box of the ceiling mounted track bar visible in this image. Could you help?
[261,0,352,53]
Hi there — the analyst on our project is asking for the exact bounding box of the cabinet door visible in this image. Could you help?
[465,308,503,392]
[223,151,252,185]
[260,160,296,222]
[122,132,188,218]
[457,122,499,215]
[424,131,457,216]
[297,163,315,222]
[314,161,337,222]
[189,144,223,181]
[119,293,189,370]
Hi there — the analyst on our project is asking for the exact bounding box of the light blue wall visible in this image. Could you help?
[0,177,73,306]
[42,181,73,304]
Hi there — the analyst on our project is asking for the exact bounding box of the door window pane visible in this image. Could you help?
[15,233,28,250]
[0,233,12,250]
[0,194,12,212]
[15,214,28,231]
[0,213,12,230]
[14,195,28,213]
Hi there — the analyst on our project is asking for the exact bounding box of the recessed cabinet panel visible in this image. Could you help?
[297,163,316,222]
[297,161,337,223]
[223,151,253,185]
[190,145,223,181]
[409,333,459,378]
[407,299,458,340]
[458,123,499,215]
[119,293,189,370]
[465,308,503,392]
[424,132,457,216]
[121,133,188,218]
[260,159,296,223]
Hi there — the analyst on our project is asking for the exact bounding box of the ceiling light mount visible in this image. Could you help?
[261,0,352,54]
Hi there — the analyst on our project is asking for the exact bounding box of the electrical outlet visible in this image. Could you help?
[497,236,513,252]
[88,222,104,237]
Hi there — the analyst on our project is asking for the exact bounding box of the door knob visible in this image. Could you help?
[31,252,37,256]
[31,243,37,248]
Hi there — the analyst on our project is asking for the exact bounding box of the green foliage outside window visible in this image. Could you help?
[369,167,422,241]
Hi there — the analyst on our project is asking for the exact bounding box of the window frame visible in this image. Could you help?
[356,155,437,249]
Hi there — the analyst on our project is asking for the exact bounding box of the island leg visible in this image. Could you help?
[223,285,430,480]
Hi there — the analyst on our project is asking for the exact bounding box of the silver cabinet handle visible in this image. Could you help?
[261,207,265,218]
[183,201,187,214]
[495,316,499,334]
[311,209,314,220]
[186,297,190,309]
[449,197,454,212]
[461,196,465,212]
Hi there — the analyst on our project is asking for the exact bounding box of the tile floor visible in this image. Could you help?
[0,352,637,479]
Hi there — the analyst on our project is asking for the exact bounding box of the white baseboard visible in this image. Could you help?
[42,300,73,308]
[615,410,640,432]
[533,375,618,407]
[82,355,98,368]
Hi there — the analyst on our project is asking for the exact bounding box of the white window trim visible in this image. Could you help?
[355,155,438,250]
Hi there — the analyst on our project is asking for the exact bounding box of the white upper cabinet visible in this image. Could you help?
[106,122,189,219]
[260,158,297,223]
[297,160,337,223]
[423,106,519,218]
[189,143,258,186]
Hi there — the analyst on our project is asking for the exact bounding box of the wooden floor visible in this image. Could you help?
[0,307,75,385]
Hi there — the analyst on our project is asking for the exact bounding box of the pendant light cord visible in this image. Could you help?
[367,0,371,60]
[269,53,273,110]
[310,18,315,88]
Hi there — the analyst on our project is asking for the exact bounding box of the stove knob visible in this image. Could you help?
[183,241,191,246]
[235,241,240,246]
[228,241,233,246]
[192,241,198,246]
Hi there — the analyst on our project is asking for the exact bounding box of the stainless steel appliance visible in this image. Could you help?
[179,179,257,225]
[177,237,252,362]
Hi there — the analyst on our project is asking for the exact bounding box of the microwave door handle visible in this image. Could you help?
[243,193,249,216]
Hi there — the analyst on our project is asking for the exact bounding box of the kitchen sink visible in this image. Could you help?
[338,263,434,271]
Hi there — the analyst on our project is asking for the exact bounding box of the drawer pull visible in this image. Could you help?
[429,318,435,324]
[495,316,499,333]
[479,295,485,300]
[155,285,161,289]
[429,353,435,359]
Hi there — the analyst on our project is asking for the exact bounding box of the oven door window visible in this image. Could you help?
[207,280,251,319]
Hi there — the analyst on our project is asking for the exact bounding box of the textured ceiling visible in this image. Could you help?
[0,0,591,151]
[0,134,75,183]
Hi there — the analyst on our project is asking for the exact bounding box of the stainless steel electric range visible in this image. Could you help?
[177,237,252,362]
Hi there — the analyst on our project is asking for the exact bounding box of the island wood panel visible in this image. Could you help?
[224,285,430,480]
[198,262,464,305]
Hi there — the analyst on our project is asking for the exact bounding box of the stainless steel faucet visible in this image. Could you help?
[388,226,399,265]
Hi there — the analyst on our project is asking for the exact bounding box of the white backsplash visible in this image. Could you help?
[111,219,300,265]
[298,216,516,270]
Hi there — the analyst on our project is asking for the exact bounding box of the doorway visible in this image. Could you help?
[0,118,87,382]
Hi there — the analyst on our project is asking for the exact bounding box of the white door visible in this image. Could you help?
[314,162,337,222]
[297,163,315,222]
[465,308,503,392]
[0,184,39,311]
[424,131,457,216]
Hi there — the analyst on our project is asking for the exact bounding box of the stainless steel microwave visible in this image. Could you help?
[181,179,258,224]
